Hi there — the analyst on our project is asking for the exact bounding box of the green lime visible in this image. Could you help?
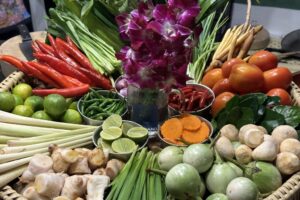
[0,92,15,112]
[12,105,33,117]
[44,94,67,118]
[102,114,122,130]
[100,127,122,142]
[111,138,137,153]
[121,122,135,136]
[97,138,112,151]
[69,101,78,110]
[24,96,44,111]
[13,94,23,106]
[32,110,52,121]
[61,109,82,124]
[66,98,73,107]
[12,83,32,100]
[127,127,148,142]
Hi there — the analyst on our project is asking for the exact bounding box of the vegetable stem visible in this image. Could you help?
[146,168,167,176]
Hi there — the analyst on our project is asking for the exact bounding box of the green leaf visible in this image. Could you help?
[197,0,230,23]
[261,109,285,133]
[264,96,281,107]
[273,105,300,127]
[240,93,267,105]
[81,0,94,19]
[225,95,240,111]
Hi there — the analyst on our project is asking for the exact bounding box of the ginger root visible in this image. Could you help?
[53,196,70,200]
[86,175,110,200]
[61,175,88,199]
[20,154,53,183]
[22,186,50,200]
[88,148,106,170]
[93,168,106,176]
[105,159,125,180]
[34,173,66,198]
[69,157,91,175]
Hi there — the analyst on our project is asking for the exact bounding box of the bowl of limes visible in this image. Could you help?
[93,114,149,161]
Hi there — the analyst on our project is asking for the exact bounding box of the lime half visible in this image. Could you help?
[102,114,122,130]
[111,138,137,153]
[127,127,148,142]
[97,138,113,152]
[121,122,135,136]
[100,127,122,142]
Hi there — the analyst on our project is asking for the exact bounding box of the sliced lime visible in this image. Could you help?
[127,127,148,142]
[97,138,113,152]
[100,127,122,142]
[102,114,122,130]
[111,138,137,153]
[121,122,135,136]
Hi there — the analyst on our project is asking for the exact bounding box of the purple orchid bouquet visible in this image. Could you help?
[116,0,201,90]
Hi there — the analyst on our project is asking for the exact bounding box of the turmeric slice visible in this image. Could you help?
[180,114,202,131]
[182,122,210,144]
[160,118,183,141]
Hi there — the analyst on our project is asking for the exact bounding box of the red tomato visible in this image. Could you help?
[266,88,292,105]
[221,58,245,78]
[249,50,278,71]
[228,63,264,94]
[212,78,234,96]
[211,92,235,117]
[263,67,292,91]
[201,68,224,89]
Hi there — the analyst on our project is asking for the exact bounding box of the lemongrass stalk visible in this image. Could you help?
[0,165,27,188]
[0,122,67,137]
[2,132,93,154]
[0,110,93,129]
[0,135,20,143]
[0,144,7,148]
[8,127,96,146]
[0,136,92,163]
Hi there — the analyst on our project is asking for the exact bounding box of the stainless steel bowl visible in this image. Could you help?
[93,120,149,161]
[157,115,213,147]
[77,90,128,126]
[168,83,215,117]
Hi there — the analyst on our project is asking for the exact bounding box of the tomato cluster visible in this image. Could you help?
[202,50,293,117]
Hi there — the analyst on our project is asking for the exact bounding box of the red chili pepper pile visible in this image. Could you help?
[0,34,113,97]
[169,85,214,112]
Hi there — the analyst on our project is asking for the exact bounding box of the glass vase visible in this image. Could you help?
[127,84,168,137]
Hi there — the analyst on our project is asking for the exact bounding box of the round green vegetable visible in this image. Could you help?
[246,161,282,194]
[158,146,184,171]
[166,163,201,199]
[228,162,243,177]
[183,144,214,173]
[13,94,23,106]
[0,92,15,112]
[44,94,67,118]
[206,193,229,200]
[24,95,44,111]
[226,177,259,200]
[199,176,206,198]
[32,110,52,121]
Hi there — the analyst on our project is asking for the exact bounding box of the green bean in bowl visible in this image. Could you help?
[78,89,127,125]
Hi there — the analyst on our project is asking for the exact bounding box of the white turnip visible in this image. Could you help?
[280,138,300,158]
[215,136,235,159]
[235,145,252,164]
[220,124,239,141]
[276,152,300,175]
[252,140,278,161]
[271,125,298,145]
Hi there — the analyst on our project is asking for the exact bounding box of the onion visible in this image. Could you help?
[158,146,183,171]
[115,78,128,91]
[226,177,259,200]
[119,88,128,97]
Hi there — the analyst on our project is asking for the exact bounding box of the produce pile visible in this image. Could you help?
[0,0,300,200]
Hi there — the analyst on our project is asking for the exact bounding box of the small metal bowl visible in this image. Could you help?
[168,83,215,117]
[93,120,149,161]
[77,90,128,126]
[157,115,213,147]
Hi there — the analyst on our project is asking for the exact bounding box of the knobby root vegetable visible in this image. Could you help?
[239,124,258,144]
[75,148,91,157]
[22,186,49,200]
[53,196,70,200]
[34,173,66,198]
[20,154,53,183]
[264,134,279,151]
[61,175,88,199]
[215,136,235,159]
[69,157,91,175]
[93,168,106,176]
[257,126,268,134]
[243,128,264,148]
[235,144,252,164]
[252,140,278,161]
[271,125,298,145]
[105,159,125,180]
[280,138,300,158]
[86,175,110,200]
[232,141,241,150]
[88,148,106,170]
[276,152,300,175]
[220,124,239,141]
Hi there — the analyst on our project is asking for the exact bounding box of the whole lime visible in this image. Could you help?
[12,105,33,117]
[13,94,23,106]
[24,96,44,111]
[12,83,32,100]
[61,109,82,124]
[69,101,78,110]
[44,94,67,118]
[0,92,15,112]
[32,110,52,121]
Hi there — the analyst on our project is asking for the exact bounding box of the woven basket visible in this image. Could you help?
[0,71,300,200]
